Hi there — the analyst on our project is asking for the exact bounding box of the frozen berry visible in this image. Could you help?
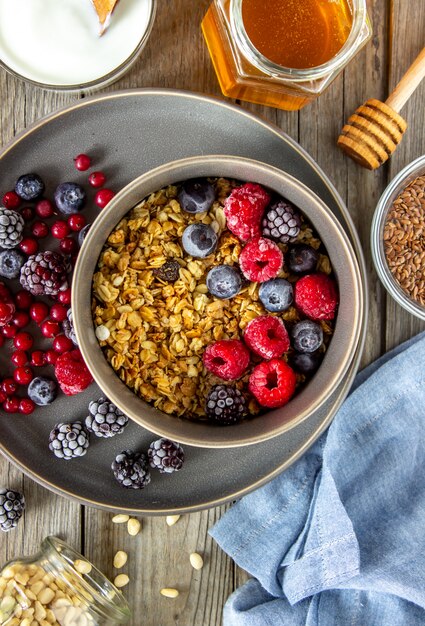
[45,349,58,365]
[49,303,68,322]
[40,319,60,338]
[88,171,106,188]
[19,398,35,414]
[2,378,18,396]
[73,153,91,171]
[19,206,35,222]
[291,351,322,376]
[55,349,93,395]
[259,278,293,312]
[205,384,247,425]
[2,191,21,210]
[35,199,55,219]
[31,350,47,367]
[51,220,70,239]
[11,350,28,367]
[15,290,33,310]
[59,237,78,256]
[0,208,25,248]
[239,237,283,283]
[15,173,45,201]
[287,244,319,274]
[19,237,39,255]
[31,220,49,238]
[1,323,17,338]
[85,397,128,438]
[148,438,185,473]
[0,488,25,531]
[153,259,180,282]
[244,315,290,360]
[13,331,33,351]
[0,295,15,327]
[294,273,338,320]
[94,188,115,208]
[54,182,86,215]
[112,450,151,489]
[68,214,86,232]
[28,376,57,405]
[78,224,91,247]
[30,301,49,324]
[57,287,72,305]
[224,183,271,242]
[52,334,74,353]
[62,308,77,346]
[20,251,69,297]
[178,179,215,214]
[2,396,20,414]
[291,320,323,353]
[0,249,25,279]
[182,224,217,258]
[203,339,250,380]
[13,366,33,386]
[262,199,301,243]
[49,422,89,460]
[12,311,30,328]
[206,265,242,299]
[249,358,296,408]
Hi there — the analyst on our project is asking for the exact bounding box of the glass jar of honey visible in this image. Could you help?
[202,0,372,110]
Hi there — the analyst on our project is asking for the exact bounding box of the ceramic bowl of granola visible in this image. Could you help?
[72,155,364,448]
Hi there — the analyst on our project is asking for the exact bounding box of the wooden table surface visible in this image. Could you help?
[0,1,424,624]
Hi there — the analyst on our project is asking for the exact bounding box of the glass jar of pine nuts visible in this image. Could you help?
[0,536,131,625]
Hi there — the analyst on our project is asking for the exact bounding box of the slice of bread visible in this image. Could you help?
[91,0,119,35]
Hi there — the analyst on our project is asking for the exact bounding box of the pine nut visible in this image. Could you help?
[189,553,204,570]
[74,560,92,575]
[127,518,141,536]
[113,551,128,569]
[114,574,129,588]
[166,515,180,526]
[112,514,130,524]
[160,588,179,598]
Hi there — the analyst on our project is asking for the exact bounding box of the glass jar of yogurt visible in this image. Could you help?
[0,536,130,625]
[0,0,156,92]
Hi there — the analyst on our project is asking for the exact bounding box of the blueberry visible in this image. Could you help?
[259,278,293,312]
[15,173,45,201]
[287,244,319,274]
[78,223,91,247]
[291,320,323,353]
[182,224,217,258]
[291,351,322,375]
[206,265,242,299]
[54,182,86,215]
[0,249,25,279]
[28,376,57,406]
[178,178,216,214]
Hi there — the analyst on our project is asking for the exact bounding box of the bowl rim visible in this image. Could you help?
[72,155,364,448]
[371,154,425,321]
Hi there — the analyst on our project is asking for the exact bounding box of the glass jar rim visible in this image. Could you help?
[230,0,369,79]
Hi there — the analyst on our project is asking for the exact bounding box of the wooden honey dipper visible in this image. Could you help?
[337,47,425,169]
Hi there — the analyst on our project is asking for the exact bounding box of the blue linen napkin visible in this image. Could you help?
[210,332,425,625]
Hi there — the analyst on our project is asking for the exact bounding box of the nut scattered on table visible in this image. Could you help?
[189,552,204,570]
[127,518,141,536]
[114,574,129,588]
[166,515,180,526]
[112,513,130,524]
[113,551,128,569]
[160,587,179,598]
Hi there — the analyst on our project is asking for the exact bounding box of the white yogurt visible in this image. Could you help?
[0,0,153,87]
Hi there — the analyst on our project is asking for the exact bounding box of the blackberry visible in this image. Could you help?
[148,438,185,474]
[0,208,25,249]
[49,422,89,460]
[20,251,69,296]
[85,397,128,438]
[15,173,45,201]
[0,249,25,279]
[112,450,151,489]
[62,308,78,346]
[153,259,180,282]
[0,488,25,532]
[262,200,301,243]
[205,384,247,425]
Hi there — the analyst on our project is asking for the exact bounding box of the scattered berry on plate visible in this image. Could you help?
[19,398,35,415]
[178,178,216,214]
[205,384,247,425]
[287,243,319,274]
[88,171,106,188]
[291,351,322,376]
[27,376,57,405]
[206,265,242,299]
[94,188,115,208]
[85,397,128,438]
[239,237,283,282]
[203,339,250,380]
[14,289,33,310]
[35,199,55,219]
[15,173,45,201]
[291,320,323,353]
[54,349,93,395]
[31,220,49,239]
[112,450,151,489]
[67,213,86,232]
[294,273,338,320]
[244,315,290,360]
[0,207,25,249]
[248,358,296,408]
[12,310,30,329]
[0,488,25,532]
[73,153,91,171]
[49,422,89,460]
[62,308,78,346]
[148,438,185,473]
[262,199,301,243]
[259,278,293,312]
[51,220,70,239]
[153,259,181,282]
[224,182,271,242]
[2,191,21,210]
[0,249,25,279]
[54,182,86,215]
[13,365,33,386]
[20,250,69,297]
[19,237,39,255]
[182,224,217,258]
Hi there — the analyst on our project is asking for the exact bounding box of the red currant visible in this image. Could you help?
[95,188,115,208]
[2,323,17,338]
[57,288,72,305]
[32,220,49,238]
[12,311,30,329]
[13,331,34,351]
[0,302,13,323]
[59,237,78,255]
[31,350,47,367]
[40,320,61,338]
[74,153,91,171]
[19,237,39,255]
[67,214,86,232]
[0,389,6,403]
[88,171,106,188]
[19,398,36,414]
[45,349,59,365]
[20,206,35,222]
[49,303,68,322]
[35,199,55,219]
[13,366,34,385]
[30,302,49,324]
[3,396,21,413]
[15,290,33,310]
[52,334,73,353]
[2,190,20,209]
[51,220,70,239]
[11,350,28,367]
[2,378,18,395]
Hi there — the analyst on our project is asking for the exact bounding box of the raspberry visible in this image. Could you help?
[223,183,271,242]
[244,315,290,360]
[239,237,283,282]
[294,273,339,320]
[55,349,93,395]
[248,358,296,408]
[203,339,250,381]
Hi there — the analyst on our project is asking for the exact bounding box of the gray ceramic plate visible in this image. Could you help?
[0,89,367,513]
